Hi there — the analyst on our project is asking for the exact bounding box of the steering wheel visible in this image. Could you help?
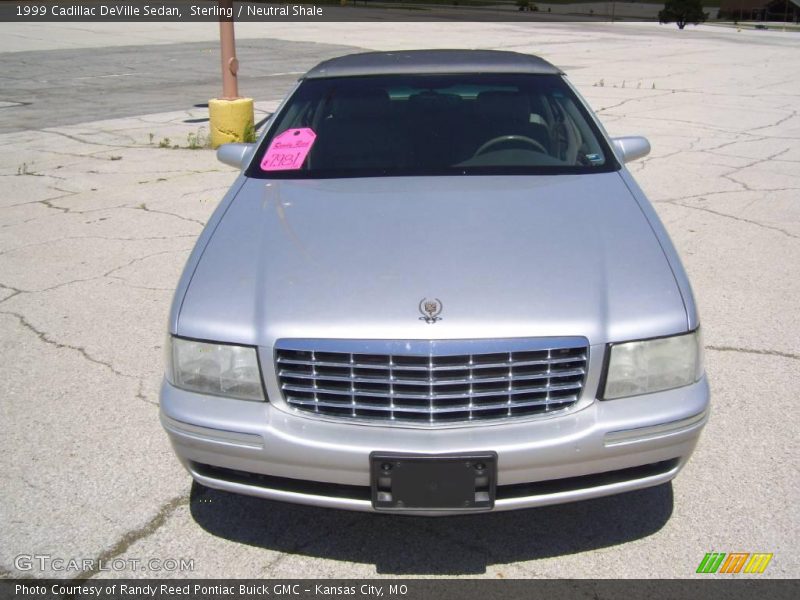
[473,135,548,157]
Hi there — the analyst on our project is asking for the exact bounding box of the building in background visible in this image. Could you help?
[719,0,800,21]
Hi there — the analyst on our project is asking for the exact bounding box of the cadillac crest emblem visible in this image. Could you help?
[418,298,443,324]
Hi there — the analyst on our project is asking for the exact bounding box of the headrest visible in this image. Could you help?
[408,92,464,114]
[331,88,391,120]
[476,91,530,123]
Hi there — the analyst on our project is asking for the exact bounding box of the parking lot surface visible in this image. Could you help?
[0,22,798,578]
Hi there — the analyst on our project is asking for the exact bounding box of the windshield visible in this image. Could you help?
[247,73,618,179]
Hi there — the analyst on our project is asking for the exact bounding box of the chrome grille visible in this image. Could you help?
[275,339,588,424]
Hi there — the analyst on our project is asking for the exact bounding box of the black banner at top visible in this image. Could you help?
[1,0,689,23]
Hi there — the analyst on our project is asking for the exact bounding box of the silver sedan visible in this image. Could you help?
[160,50,708,515]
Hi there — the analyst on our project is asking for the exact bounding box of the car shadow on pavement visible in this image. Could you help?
[189,481,673,575]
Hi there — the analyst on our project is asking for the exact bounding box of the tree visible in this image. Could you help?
[658,0,709,29]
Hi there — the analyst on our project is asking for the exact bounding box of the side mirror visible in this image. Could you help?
[611,136,651,163]
[216,143,256,169]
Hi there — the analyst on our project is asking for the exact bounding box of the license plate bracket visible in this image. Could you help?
[370,452,497,511]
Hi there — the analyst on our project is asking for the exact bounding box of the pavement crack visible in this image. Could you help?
[0,234,197,258]
[34,128,141,149]
[717,147,794,195]
[0,565,31,579]
[0,282,23,305]
[88,233,198,242]
[0,247,190,296]
[106,276,174,292]
[671,201,799,240]
[180,185,229,198]
[39,198,72,213]
[0,291,22,305]
[706,345,799,362]
[596,90,675,114]
[1,310,137,379]
[102,249,184,279]
[72,493,190,581]
[659,186,800,205]
[136,168,223,185]
[35,148,115,161]
[134,203,205,227]
[748,108,798,133]
[136,377,158,406]
[703,135,769,154]
[2,187,84,214]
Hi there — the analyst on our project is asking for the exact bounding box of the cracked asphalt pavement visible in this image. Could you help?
[0,22,798,579]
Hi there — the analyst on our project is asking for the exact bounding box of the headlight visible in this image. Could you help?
[166,337,265,401]
[603,329,704,400]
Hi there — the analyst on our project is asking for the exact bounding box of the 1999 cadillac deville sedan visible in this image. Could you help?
[160,50,709,514]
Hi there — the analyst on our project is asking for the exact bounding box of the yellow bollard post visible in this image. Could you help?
[209,0,254,149]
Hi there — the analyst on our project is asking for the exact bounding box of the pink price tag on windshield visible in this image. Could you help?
[261,128,317,171]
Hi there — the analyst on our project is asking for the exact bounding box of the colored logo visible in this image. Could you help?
[696,552,773,574]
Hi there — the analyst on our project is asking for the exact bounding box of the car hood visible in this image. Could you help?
[177,174,687,346]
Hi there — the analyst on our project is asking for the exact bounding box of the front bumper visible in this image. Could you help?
[160,376,709,515]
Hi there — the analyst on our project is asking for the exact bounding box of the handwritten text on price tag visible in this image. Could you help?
[260,128,317,171]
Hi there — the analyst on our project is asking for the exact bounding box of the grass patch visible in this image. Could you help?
[152,128,211,150]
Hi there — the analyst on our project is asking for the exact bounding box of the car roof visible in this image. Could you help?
[302,49,562,80]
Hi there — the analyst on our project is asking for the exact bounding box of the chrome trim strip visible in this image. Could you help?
[188,460,681,515]
[278,367,586,386]
[604,411,708,447]
[161,415,264,449]
[275,336,589,355]
[276,354,585,371]
[285,394,578,414]
[281,380,582,400]
[493,461,682,512]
